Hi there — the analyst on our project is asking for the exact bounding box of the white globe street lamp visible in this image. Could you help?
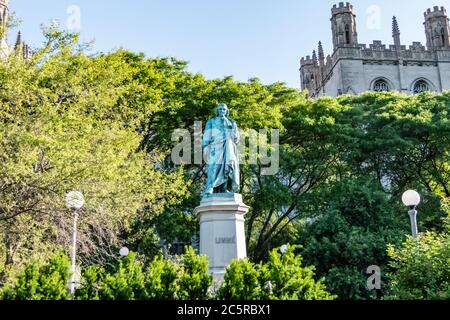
[280,244,288,254]
[66,191,85,210]
[66,191,85,295]
[119,247,130,257]
[402,190,421,240]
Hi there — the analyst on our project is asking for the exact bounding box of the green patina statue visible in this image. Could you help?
[202,103,240,196]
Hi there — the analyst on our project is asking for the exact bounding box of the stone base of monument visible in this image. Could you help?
[194,193,250,279]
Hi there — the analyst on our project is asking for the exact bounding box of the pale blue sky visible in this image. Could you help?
[9,0,449,88]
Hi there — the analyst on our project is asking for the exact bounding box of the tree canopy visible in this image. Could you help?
[0,25,449,300]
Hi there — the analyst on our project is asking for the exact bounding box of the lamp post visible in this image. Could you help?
[402,190,421,240]
[65,191,85,295]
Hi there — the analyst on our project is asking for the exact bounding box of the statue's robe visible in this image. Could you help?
[202,116,240,194]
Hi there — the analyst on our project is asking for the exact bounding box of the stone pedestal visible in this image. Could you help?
[194,193,250,279]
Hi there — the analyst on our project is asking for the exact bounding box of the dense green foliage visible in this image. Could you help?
[178,247,212,300]
[218,259,262,300]
[218,246,334,300]
[1,252,70,300]
[0,24,449,300]
[387,233,450,300]
[86,248,211,300]
[1,247,335,300]
[297,178,405,299]
[2,249,211,300]
[0,26,189,279]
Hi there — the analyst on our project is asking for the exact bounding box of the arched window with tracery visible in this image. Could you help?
[373,79,390,92]
[413,80,430,94]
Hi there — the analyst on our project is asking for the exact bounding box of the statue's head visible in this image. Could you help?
[215,103,230,117]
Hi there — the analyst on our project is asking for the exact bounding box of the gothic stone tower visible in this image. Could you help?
[300,3,450,98]
[300,52,321,96]
[331,2,358,50]
[0,1,32,59]
[424,6,450,49]
[0,0,8,29]
[0,0,9,58]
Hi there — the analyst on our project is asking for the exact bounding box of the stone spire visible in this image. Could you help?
[392,16,402,52]
[318,41,325,66]
[312,50,318,66]
[14,31,21,50]
[392,16,399,35]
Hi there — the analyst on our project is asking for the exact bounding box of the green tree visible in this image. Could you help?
[101,253,145,300]
[387,232,450,300]
[259,246,334,300]
[218,259,261,300]
[1,252,70,300]
[0,26,188,274]
[298,177,405,300]
[218,246,334,300]
[75,249,211,300]
[144,255,180,300]
[178,247,212,300]
[75,265,104,300]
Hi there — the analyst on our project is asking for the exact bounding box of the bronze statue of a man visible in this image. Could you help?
[202,104,240,196]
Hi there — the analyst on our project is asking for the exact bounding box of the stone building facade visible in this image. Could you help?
[0,0,32,59]
[300,3,450,98]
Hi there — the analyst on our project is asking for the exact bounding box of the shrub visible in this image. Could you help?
[178,247,212,300]
[218,245,335,300]
[387,232,450,300]
[1,252,71,300]
[75,265,105,300]
[101,252,146,300]
[217,259,261,300]
[144,255,180,300]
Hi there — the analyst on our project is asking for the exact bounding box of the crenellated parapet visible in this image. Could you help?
[329,39,447,66]
[331,2,354,15]
[424,6,447,19]
[300,55,316,67]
